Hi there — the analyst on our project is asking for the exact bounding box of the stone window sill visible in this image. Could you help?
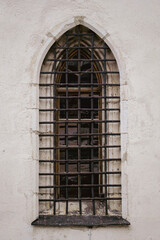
[32,215,130,227]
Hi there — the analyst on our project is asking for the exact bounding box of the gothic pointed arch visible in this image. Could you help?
[32,25,129,226]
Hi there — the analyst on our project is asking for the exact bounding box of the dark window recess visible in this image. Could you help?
[34,25,129,226]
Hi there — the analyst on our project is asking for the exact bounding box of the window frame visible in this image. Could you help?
[32,24,130,227]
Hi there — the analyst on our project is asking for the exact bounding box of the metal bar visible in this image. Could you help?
[40,83,120,86]
[104,42,108,214]
[53,42,57,215]
[39,120,120,124]
[39,158,121,163]
[65,34,69,214]
[40,71,119,74]
[53,46,109,49]
[77,26,82,214]
[39,145,121,150]
[39,171,121,176]
[66,33,97,36]
[39,108,120,112]
[40,133,120,137]
[39,184,121,188]
[91,33,95,215]
[40,144,120,149]
[39,197,121,202]
[46,58,116,62]
[40,96,120,99]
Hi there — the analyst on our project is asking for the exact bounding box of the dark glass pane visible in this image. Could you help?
[93,148,98,158]
[60,73,78,87]
[60,98,66,108]
[68,186,78,198]
[60,163,65,172]
[80,163,90,172]
[60,98,66,118]
[81,174,91,184]
[68,149,78,159]
[60,149,65,160]
[68,98,78,118]
[60,175,66,198]
[81,187,91,198]
[68,73,78,85]
[93,136,98,145]
[93,111,98,119]
[60,135,78,146]
[80,73,91,87]
[81,61,91,71]
[81,110,91,119]
[59,124,65,145]
[93,123,98,133]
[68,163,77,172]
[68,174,78,197]
[68,97,78,108]
[68,175,78,184]
[93,98,98,108]
[60,176,78,198]
[81,123,91,134]
[60,73,66,84]
[80,135,91,145]
[93,173,99,197]
[81,98,91,119]
[68,135,78,145]
[81,148,91,159]
[60,149,79,160]
[59,124,78,145]
[59,137,65,145]
[80,60,91,87]
[68,61,78,71]
[94,162,99,172]
[68,123,77,134]
[81,174,91,197]
[93,73,98,85]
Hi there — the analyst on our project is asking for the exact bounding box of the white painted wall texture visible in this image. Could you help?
[0,0,160,239]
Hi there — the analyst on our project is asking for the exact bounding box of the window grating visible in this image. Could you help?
[39,25,121,217]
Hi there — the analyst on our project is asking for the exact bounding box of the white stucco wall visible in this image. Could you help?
[0,0,160,239]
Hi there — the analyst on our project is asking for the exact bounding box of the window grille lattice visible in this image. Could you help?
[39,25,121,216]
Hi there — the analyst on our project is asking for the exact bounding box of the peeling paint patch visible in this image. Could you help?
[74,16,85,25]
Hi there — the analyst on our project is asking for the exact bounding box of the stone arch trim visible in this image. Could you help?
[34,17,125,84]
[31,16,129,222]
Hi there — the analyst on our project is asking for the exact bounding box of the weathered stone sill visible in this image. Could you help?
[32,215,130,227]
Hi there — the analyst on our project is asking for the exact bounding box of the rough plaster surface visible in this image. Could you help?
[0,0,160,239]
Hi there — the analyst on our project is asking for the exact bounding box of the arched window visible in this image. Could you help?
[32,25,129,226]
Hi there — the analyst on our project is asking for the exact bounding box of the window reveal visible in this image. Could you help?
[39,25,121,217]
